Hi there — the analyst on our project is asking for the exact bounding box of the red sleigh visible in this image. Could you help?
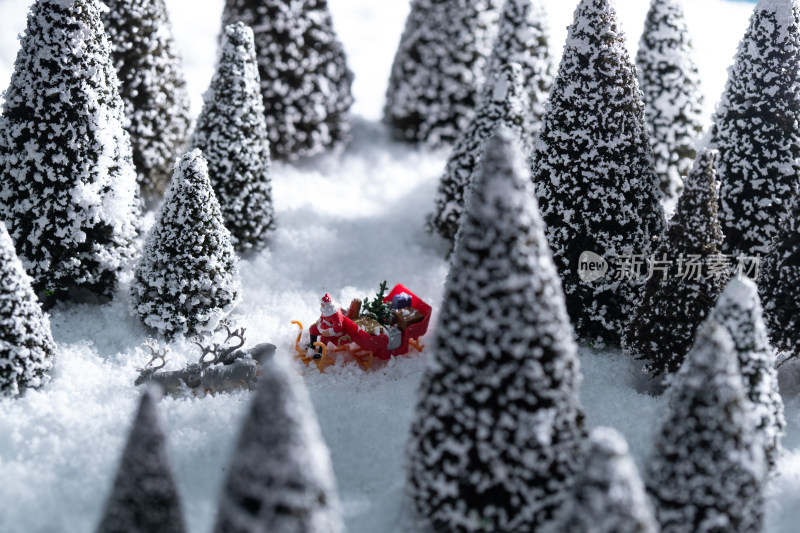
[292,284,431,372]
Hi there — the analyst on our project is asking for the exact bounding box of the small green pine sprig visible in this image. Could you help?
[362,281,392,326]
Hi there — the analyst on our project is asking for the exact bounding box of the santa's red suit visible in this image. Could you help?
[309,293,345,346]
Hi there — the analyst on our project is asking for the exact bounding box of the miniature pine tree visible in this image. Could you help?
[97,387,186,533]
[709,277,785,474]
[383,0,503,147]
[531,0,665,346]
[759,197,800,363]
[191,22,275,252]
[623,150,727,378]
[544,427,658,533]
[362,280,392,326]
[428,63,529,248]
[214,356,343,533]
[102,0,192,203]
[646,321,765,533]
[220,0,353,161]
[0,224,56,398]
[482,0,554,141]
[709,0,800,258]
[407,128,585,532]
[636,0,705,206]
[130,150,241,338]
[0,0,139,302]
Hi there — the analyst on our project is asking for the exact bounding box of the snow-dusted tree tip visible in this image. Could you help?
[102,0,191,204]
[531,0,664,346]
[0,223,56,398]
[191,21,275,252]
[408,127,585,532]
[545,427,658,533]
[711,277,785,474]
[623,149,726,378]
[97,386,186,533]
[220,0,353,160]
[0,0,140,303]
[428,62,529,248]
[483,0,554,142]
[130,150,241,338]
[384,0,503,147]
[710,0,800,258]
[637,0,704,206]
[213,356,343,533]
[646,320,765,533]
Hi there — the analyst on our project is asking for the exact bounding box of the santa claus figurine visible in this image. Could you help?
[308,293,346,355]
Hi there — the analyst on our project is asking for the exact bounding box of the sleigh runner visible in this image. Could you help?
[293,283,431,371]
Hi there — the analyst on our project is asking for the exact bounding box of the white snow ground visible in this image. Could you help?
[0,0,798,532]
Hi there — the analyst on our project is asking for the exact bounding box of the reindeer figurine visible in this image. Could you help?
[136,324,276,396]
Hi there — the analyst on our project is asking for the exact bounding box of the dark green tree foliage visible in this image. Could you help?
[636,0,704,206]
[709,277,785,475]
[102,0,191,203]
[130,150,240,338]
[362,280,391,326]
[0,224,55,398]
[710,0,800,258]
[428,63,529,248]
[531,0,665,346]
[483,0,554,142]
[384,0,503,147]
[545,427,658,533]
[646,321,765,533]
[97,387,186,533]
[220,0,353,161]
[623,150,727,378]
[191,22,275,252]
[407,128,585,533]
[214,356,343,533]
[0,0,139,302]
[759,196,800,363]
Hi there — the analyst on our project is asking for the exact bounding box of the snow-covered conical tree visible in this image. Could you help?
[531,0,665,346]
[0,224,55,398]
[102,0,191,204]
[130,150,240,338]
[0,0,139,303]
[97,387,185,533]
[408,128,585,533]
[544,427,658,533]
[709,277,785,474]
[623,150,727,378]
[220,0,353,161]
[637,0,704,207]
[710,0,800,258]
[428,63,529,248]
[483,0,554,141]
[384,0,503,147]
[213,356,343,533]
[191,22,275,252]
[646,321,765,533]
[759,197,800,362]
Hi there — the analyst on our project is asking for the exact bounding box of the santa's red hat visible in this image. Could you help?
[321,293,332,304]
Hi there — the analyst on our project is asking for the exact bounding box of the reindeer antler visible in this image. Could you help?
[221,324,246,352]
[191,337,221,368]
[192,324,248,369]
[140,340,167,372]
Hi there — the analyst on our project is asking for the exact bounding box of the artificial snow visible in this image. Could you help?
[0,0,798,532]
